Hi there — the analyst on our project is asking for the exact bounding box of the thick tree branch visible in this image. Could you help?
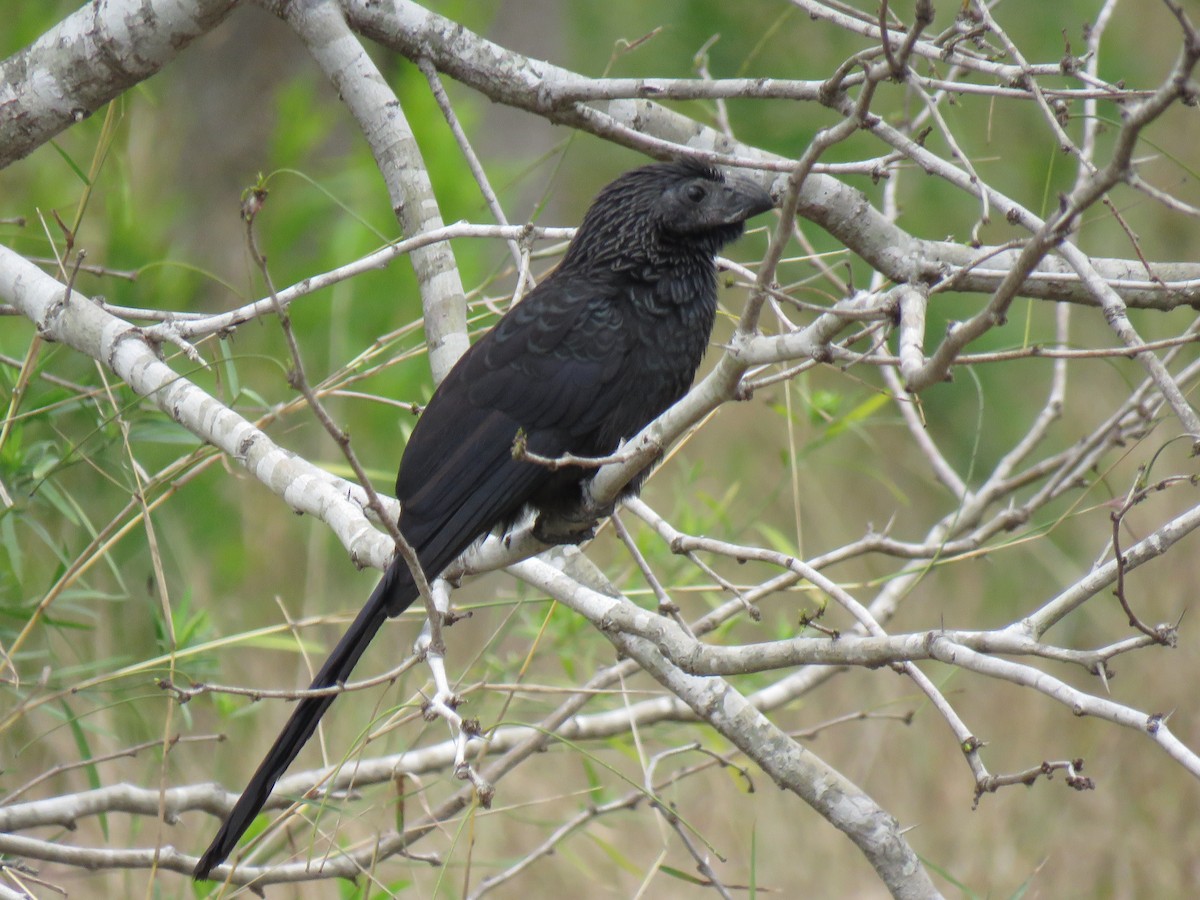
[0,0,241,169]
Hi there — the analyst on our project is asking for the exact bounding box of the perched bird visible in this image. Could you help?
[194,159,774,879]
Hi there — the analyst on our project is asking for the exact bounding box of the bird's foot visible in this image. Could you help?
[531,500,613,545]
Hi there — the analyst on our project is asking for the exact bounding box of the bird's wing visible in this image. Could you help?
[394,274,633,575]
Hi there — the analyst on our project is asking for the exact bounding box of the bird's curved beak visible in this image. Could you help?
[711,173,777,225]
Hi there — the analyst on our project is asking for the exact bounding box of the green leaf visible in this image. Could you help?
[584,832,642,877]
[48,140,91,186]
[59,698,108,839]
[660,865,710,885]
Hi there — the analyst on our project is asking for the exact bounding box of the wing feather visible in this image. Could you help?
[394,274,635,579]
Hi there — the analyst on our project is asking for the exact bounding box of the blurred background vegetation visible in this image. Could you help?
[2,1,1199,896]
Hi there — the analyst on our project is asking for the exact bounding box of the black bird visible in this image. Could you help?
[194,159,774,879]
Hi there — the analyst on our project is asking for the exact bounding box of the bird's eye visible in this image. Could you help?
[685,183,707,203]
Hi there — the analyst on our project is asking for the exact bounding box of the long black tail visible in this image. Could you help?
[193,560,417,880]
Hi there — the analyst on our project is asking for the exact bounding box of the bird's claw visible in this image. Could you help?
[531,491,618,545]
[531,513,598,545]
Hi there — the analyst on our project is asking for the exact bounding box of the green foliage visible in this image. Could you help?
[2,1,1198,897]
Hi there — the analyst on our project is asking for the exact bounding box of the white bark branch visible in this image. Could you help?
[0,0,241,169]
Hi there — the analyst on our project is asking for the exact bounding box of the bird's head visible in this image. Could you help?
[562,159,776,273]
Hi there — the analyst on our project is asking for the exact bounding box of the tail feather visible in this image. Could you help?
[192,560,417,880]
